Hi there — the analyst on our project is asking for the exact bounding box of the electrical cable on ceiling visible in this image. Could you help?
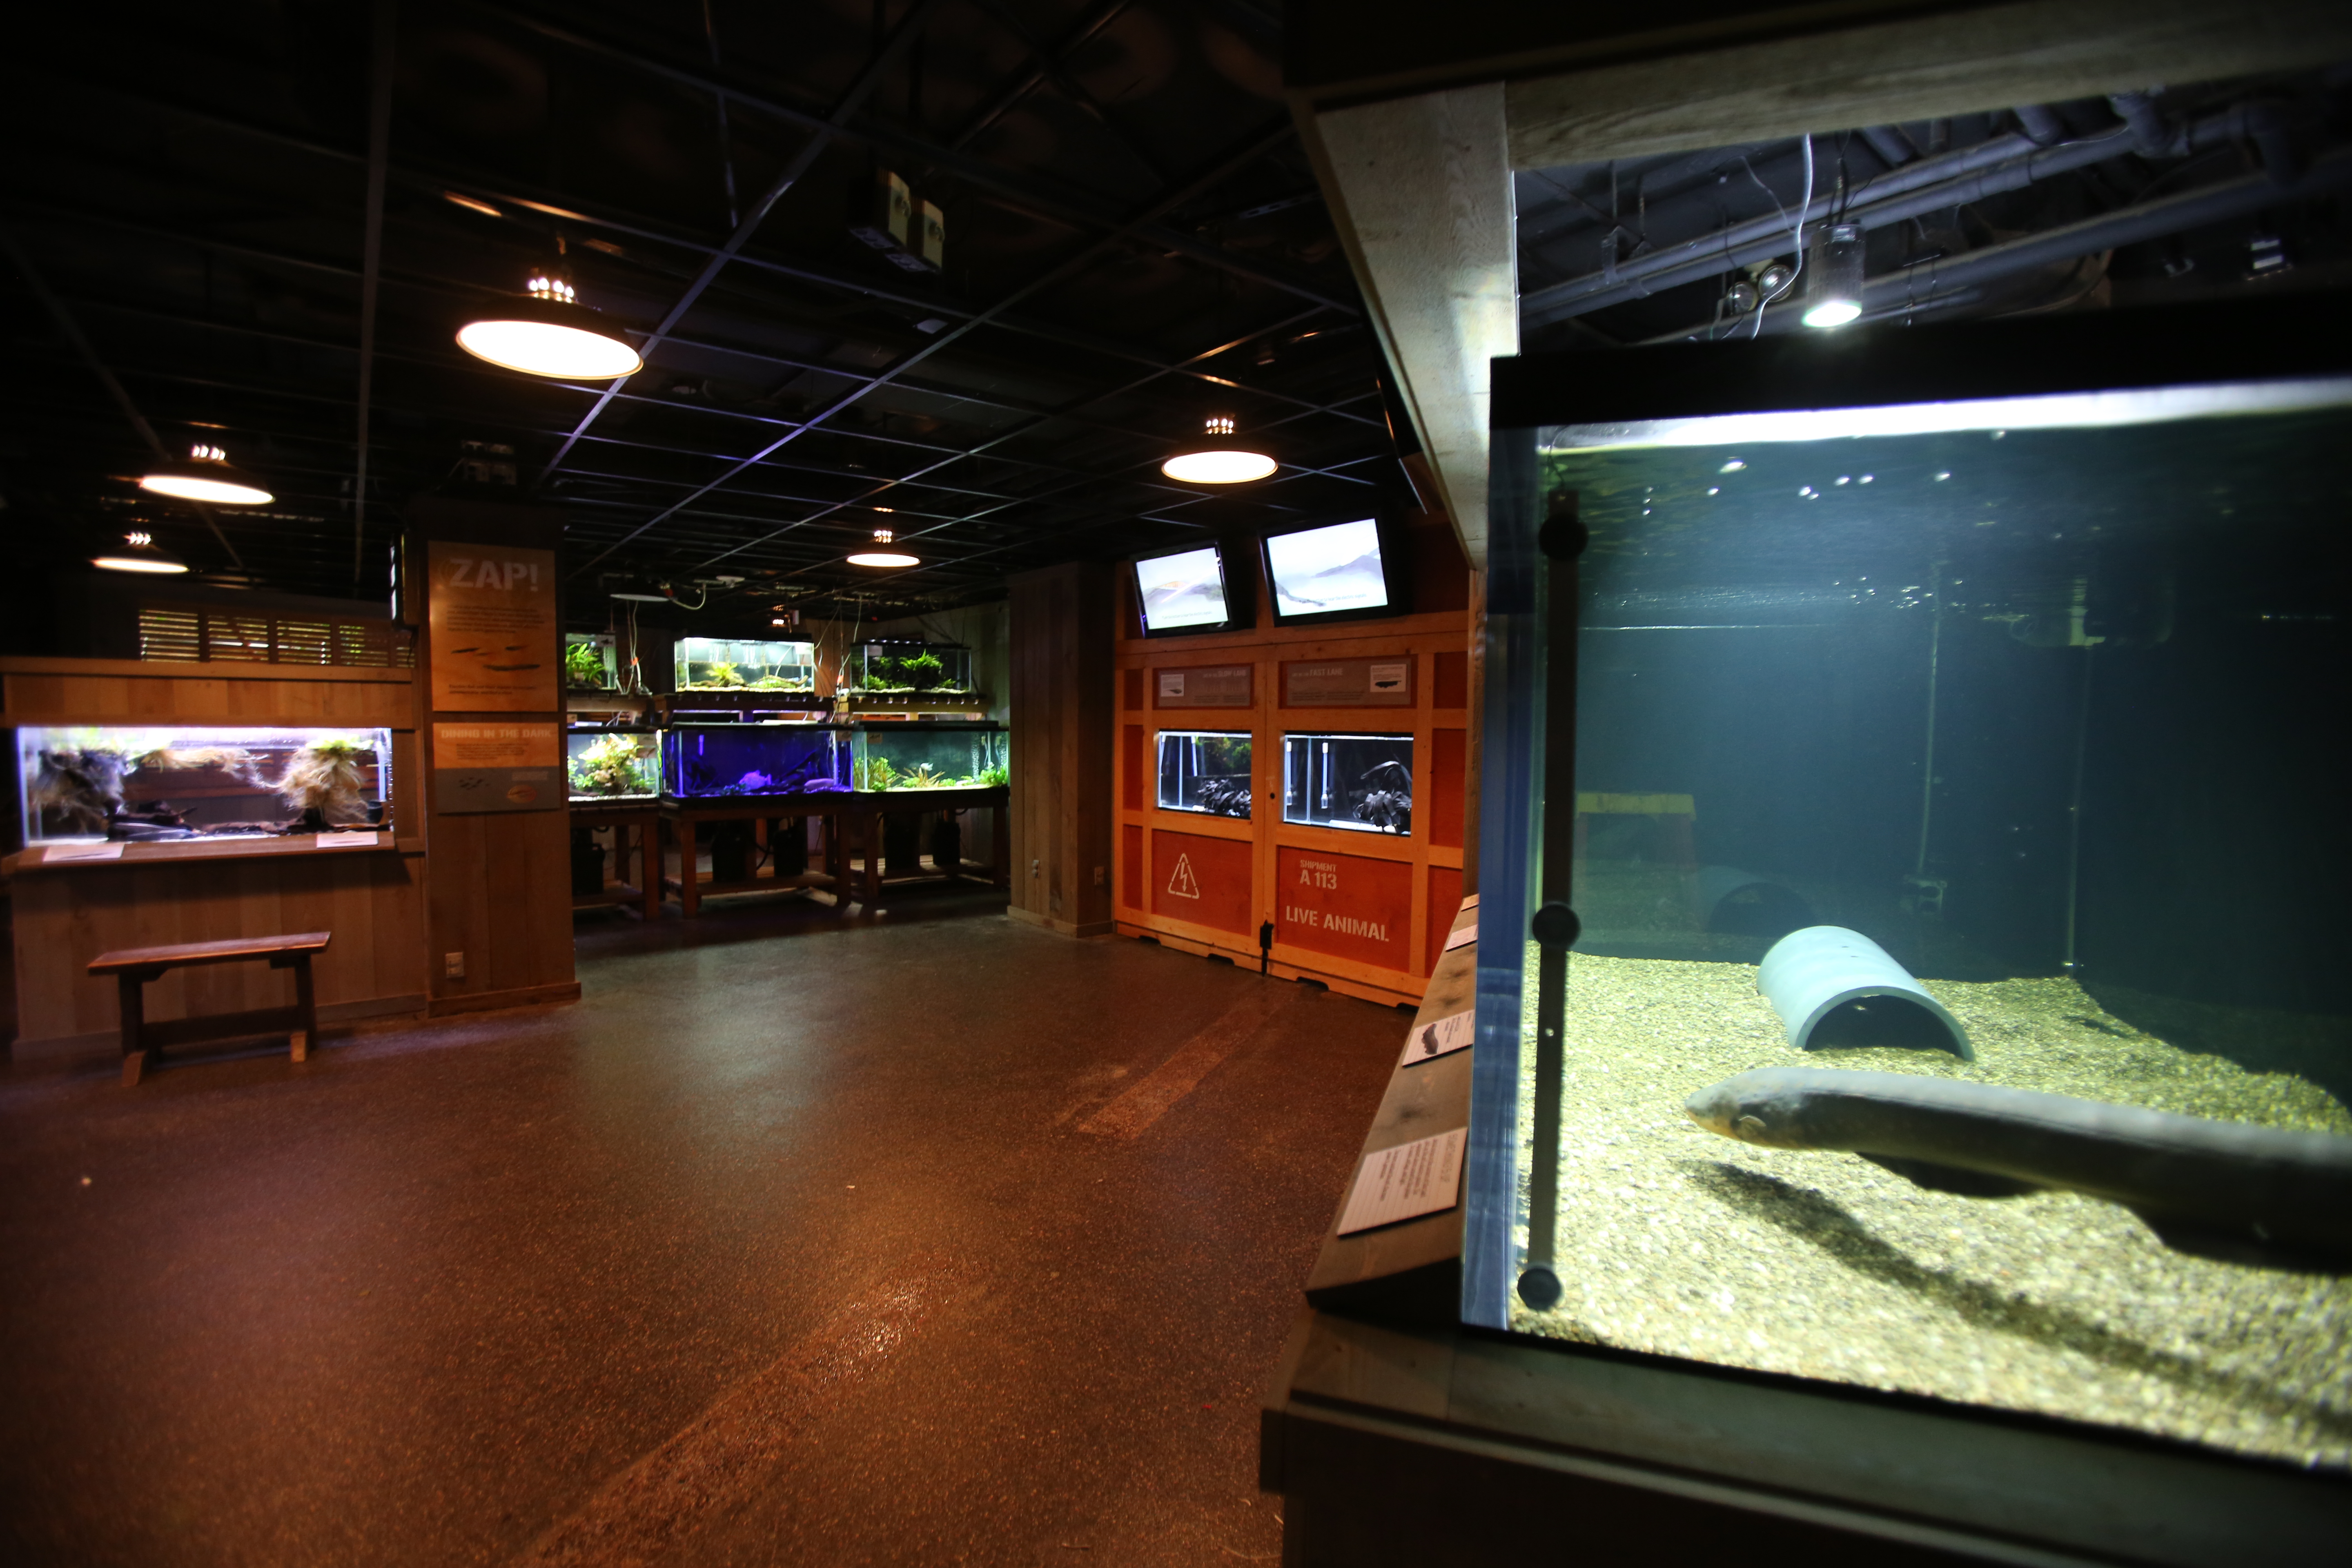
[1754,134,1817,337]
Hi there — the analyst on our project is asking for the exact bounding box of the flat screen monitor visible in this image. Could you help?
[1131,543,1235,636]
[1261,516,1398,625]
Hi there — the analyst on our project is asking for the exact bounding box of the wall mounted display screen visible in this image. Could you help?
[1263,517,1394,624]
[1132,544,1232,635]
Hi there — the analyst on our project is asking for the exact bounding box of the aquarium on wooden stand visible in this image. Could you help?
[673,635,817,693]
[846,722,1007,793]
[661,723,847,799]
[566,728,660,802]
[849,639,974,697]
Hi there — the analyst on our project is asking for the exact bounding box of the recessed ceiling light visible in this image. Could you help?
[443,191,504,219]
[1802,223,1866,330]
[457,268,643,380]
[139,444,274,505]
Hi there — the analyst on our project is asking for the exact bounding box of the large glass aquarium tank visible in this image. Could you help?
[1472,305,2352,1475]
[673,635,816,693]
[850,639,974,695]
[1282,733,1412,835]
[15,726,392,842]
[1158,730,1252,817]
[661,723,846,798]
[566,727,659,802]
[847,722,1007,792]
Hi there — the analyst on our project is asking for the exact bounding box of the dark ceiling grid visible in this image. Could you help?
[0,1,1401,621]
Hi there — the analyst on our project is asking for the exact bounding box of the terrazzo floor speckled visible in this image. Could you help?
[1511,948,2352,1470]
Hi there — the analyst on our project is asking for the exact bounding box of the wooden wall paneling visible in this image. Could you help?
[1007,562,1114,937]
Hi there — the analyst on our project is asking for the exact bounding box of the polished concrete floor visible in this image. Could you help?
[0,886,1408,1566]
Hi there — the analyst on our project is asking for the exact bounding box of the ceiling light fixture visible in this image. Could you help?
[93,530,189,575]
[443,191,503,218]
[457,267,643,380]
[1162,415,1277,484]
[1802,224,1866,330]
[847,528,920,568]
[138,443,274,505]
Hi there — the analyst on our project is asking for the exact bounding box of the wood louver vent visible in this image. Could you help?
[137,604,414,667]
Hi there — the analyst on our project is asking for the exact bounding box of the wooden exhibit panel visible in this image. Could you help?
[1008,563,1116,937]
[9,848,426,1052]
[1113,610,1469,1008]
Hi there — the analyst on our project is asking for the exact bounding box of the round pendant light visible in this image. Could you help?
[138,443,274,505]
[457,268,643,380]
[1802,223,1866,330]
[1162,416,1277,484]
[93,530,190,575]
[847,528,920,568]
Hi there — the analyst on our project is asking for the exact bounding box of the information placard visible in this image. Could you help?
[1398,1008,1473,1067]
[1154,665,1252,708]
[1283,657,1412,706]
[1336,1127,1466,1235]
[428,543,558,712]
[432,722,562,814]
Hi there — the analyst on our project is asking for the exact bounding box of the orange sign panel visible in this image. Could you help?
[1152,830,1254,935]
[1278,847,1411,971]
[428,542,558,712]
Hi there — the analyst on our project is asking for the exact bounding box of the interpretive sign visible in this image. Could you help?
[1336,1127,1466,1235]
[1283,657,1412,706]
[428,542,558,712]
[432,722,561,814]
[1154,665,1252,708]
[1276,846,1411,971]
[1398,1008,1474,1067]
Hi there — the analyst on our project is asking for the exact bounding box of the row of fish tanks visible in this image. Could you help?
[566,722,1008,803]
[1156,730,1416,836]
[1456,311,2352,1487]
[563,634,979,699]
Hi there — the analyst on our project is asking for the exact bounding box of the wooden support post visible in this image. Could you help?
[117,969,151,1086]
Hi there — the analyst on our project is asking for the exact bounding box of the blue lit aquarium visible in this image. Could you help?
[661,723,846,798]
[566,727,659,802]
[1157,730,1252,817]
[1470,310,2352,1474]
[847,722,1006,792]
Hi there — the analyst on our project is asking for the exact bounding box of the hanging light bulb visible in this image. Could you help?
[456,265,643,379]
[847,528,920,568]
[93,530,189,574]
[138,443,274,505]
[1802,224,1866,330]
[1161,415,1276,484]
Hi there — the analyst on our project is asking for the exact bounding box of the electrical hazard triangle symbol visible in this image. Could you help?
[1167,853,1202,900]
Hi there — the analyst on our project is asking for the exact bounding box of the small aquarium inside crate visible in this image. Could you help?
[662,724,846,798]
[1156,731,1252,818]
[563,632,619,691]
[1281,733,1412,835]
[852,639,973,695]
[566,728,660,802]
[674,636,817,693]
[16,726,393,843]
[849,723,1007,791]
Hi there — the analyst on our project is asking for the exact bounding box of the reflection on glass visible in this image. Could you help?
[1281,733,1412,834]
[1156,730,1252,816]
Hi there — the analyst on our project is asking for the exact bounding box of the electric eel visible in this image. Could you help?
[1684,1067,2352,1272]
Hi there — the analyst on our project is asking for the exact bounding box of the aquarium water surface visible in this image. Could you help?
[1501,385,2352,1468]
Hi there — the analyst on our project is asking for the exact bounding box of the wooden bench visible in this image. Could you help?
[88,932,332,1085]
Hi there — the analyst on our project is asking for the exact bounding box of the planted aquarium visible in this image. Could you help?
[847,722,1007,792]
[1157,730,1252,817]
[15,726,392,843]
[566,728,659,802]
[1281,733,1412,835]
[1471,313,2352,1474]
[674,636,816,693]
[661,723,846,798]
[564,632,619,692]
[851,639,973,695]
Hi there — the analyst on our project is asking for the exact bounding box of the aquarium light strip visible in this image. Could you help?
[1538,375,2352,450]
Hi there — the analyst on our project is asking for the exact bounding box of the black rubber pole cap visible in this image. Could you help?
[1539,492,1587,559]
[1530,902,1581,951]
[1518,1265,1564,1310]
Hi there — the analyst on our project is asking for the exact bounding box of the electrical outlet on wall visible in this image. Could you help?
[1093,866,1105,886]
[444,952,466,979]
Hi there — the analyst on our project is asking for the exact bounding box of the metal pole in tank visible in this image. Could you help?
[2061,643,2094,973]
[1913,562,1944,881]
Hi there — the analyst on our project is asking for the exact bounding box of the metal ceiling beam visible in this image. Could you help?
[352,0,396,590]
[951,0,1134,151]
[537,0,951,485]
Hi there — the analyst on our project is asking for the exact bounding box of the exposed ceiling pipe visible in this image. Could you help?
[1857,125,1916,167]
[1525,100,2292,328]
[2107,91,2180,158]
[2013,104,2067,147]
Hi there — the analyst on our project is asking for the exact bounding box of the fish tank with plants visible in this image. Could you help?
[566,727,660,802]
[1281,733,1412,835]
[14,726,393,843]
[564,632,619,692]
[846,722,1007,792]
[850,639,973,695]
[1462,301,2352,1476]
[661,723,847,799]
[1157,730,1252,818]
[673,635,817,693]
